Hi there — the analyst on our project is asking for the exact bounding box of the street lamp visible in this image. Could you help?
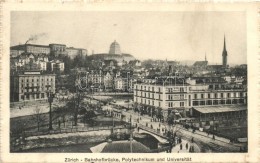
[47,90,55,130]
[129,115,133,153]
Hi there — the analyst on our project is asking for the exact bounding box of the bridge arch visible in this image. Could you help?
[137,128,169,144]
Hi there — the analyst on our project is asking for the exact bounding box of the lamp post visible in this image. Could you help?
[47,90,55,130]
[129,115,133,153]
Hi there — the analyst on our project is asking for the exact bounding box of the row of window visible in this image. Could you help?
[136,85,161,92]
[194,92,245,99]
[168,94,185,100]
[138,98,161,107]
[136,92,161,100]
[20,86,54,93]
[21,78,54,82]
[21,83,54,88]
[192,99,245,106]
[21,93,45,100]
[168,102,185,107]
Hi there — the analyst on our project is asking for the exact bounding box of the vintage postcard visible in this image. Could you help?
[0,1,259,163]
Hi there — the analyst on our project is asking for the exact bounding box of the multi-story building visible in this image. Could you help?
[87,70,103,92]
[10,44,87,59]
[47,60,65,72]
[103,71,114,91]
[134,77,247,110]
[114,77,134,92]
[10,71,55,102]
[49,44,67,57]
[11,44,51,55]
[66,47,87,58]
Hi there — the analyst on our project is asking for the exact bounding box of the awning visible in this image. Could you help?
[193,105,247,114]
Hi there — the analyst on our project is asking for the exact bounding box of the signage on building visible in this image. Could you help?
[24,71,41,75]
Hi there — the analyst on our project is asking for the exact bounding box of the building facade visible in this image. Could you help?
[11,44,51,55]
[47,60,65,72]
[133,78,247,110]
[10,71,56,102]
[10,44,87,59]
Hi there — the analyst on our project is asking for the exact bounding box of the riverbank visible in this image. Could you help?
[12,130,111,152]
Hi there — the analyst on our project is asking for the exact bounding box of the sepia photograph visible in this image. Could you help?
[8,10,248,154]
[1,2,259,163]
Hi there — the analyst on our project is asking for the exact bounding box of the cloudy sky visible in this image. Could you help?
[11,11,246,64]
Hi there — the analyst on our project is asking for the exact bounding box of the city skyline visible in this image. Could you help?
[11,11,246,64]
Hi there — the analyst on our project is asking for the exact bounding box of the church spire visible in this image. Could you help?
[222,35,228,66]
[223,35,227,52]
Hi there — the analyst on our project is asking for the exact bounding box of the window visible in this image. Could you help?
[208,93,211,98]
[226,99,231,104]
[193,101,198,106]
[180,102,184,107]
[159,102,161,107]
[206,100,212,105]
[159,94,161,100]
[215,93,218,98]
[221,93,223,98]
[240,92,243,97]
[180,87,184,92]
[201,94,204,99]
[227,93,230,98]
[194,94,197,99]
[158,87,161,92]
[152,87,154,92]
[200,101,205,105]
[180,94,184,99]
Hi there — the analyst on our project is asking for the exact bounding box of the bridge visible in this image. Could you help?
[137,124,169,144]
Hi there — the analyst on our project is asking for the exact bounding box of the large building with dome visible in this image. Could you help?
[88,40,136,66]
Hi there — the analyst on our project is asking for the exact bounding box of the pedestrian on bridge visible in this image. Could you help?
[180,143,182,150]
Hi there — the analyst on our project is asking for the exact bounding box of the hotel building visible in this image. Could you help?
[10,71,56,102]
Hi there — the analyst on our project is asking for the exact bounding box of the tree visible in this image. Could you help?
[167,111,175,125]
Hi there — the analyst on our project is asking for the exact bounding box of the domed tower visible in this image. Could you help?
[109,40,121,55]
